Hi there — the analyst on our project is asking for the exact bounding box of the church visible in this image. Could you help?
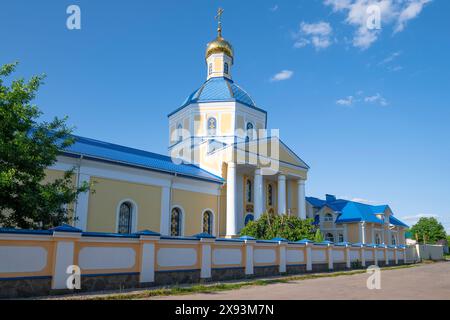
[46,11,408,245]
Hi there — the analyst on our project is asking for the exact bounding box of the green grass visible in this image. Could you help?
[71,264,417,300]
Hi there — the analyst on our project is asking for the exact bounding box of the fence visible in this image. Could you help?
[0,225,408,298]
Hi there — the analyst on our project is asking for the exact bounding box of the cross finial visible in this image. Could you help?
[215,8,224,37]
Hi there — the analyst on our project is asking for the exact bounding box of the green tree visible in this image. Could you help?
[0,62,89,229]
[239,213,317,242]
[314,229,324,242]
[410,217,447,244]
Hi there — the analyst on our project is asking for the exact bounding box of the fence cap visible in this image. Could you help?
[50,224,82,233]
[239,235,256,241]
[193,232,216,239]
[316,240,334,246]
[271,237,288,243]
[134,230,161,237]
[296,239,314,244]
[335,241,351,247]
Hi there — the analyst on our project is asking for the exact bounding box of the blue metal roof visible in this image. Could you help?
[168,77,265,117]
[307,195,408,227]
[63,135,224,184]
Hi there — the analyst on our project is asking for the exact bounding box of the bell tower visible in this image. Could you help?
[206,8,233,80]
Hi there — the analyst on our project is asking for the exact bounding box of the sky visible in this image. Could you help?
[1,0,449,232]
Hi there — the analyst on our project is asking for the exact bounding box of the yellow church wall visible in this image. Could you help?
[86,177,162,233]
[365,224,373,244]
[194,114,203,136]
[213,57,223,73]
[171,189,219,236]
[220,113,233,134]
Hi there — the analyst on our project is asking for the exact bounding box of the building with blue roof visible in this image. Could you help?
[42,11,405,245]
[306,194,408,245]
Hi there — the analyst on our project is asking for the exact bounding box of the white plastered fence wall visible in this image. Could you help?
[0,227,412,298]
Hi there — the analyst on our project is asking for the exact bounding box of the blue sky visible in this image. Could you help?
[1,0,449,232]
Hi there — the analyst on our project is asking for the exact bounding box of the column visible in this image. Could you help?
[51,226,82,290]
[243,238,256,276]
[361,245,366,267]
[360,222,366,244]
[199,238,214,279]
[160,186,171,235]
[74,173,90,231]
[254,169,264,219]
[297,179,306,220]
[226,162,238,237]
[138,232,160,284]
[277,175,286,215]
[327,244,334,271]
[306,243,312,272]
[385,246,389,265]
[278,241,287,273]
[345,244,351,269]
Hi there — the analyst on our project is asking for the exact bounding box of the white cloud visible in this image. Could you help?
[294,21,333,50]
[399,213,440,226]
[336,91,389,106]
[270,70,294,82]
[270,5,279,12]
[336,95,355,106]
[351,198,377,204]
[364,93,388,106]
[379,51,401,65]
[395,0,431,33]
[324,0,432,49]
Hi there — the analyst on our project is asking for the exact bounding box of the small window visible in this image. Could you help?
[325,233,334,242]
[207,117,217,136]
[208,63,212,75]
[267,184,273,207]
[118,202,133,234]
[324,213,334,222]
[391,234,396,245]
[246,179,252,203]
[171,207,182,237]
[338,234,344,243]
[245,214,254,226]
[177,123,183,142]
[375,233,381,245]
[202,211,213,235]
[246,122,255,141]
[224,62,229,74]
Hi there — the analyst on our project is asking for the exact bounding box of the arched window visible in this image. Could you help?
[246,179,252,203]
[338,233,344,243]
[325,233,334,242]
[207,117,217,136]
[246,122,255,141]
[208,63,212,75]
[224,63,229,74]
[202,210,213,235]
[177,123,183,142]
[324,213,334,222]
[375,233,381,245]
[118,202,133,234]
[267,184,273,207]
[245,214,254,226]
[391,234,396,245]
[171,207,182,237]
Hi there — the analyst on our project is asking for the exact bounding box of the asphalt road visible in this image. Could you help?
[153,262,450,300]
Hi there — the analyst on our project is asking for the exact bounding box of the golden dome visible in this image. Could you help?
[206,34,233,60]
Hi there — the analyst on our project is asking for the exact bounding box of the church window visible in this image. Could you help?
[324,213,334,222]
[246,179,252,203]
[202,210,213,235]
[338,233,344,243]
[171,207,182,237]
[375,233,381,245]
[224,62,229,74]
[246,122,255,141]
[207,117,217,136]
[391,234,396,245]
[118,202,133,234]
[267,184,273,207]
[177,123,183,142]
[244,214,254,226]
[325,233,335,242]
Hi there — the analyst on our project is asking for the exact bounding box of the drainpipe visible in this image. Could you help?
[73,155,84,226]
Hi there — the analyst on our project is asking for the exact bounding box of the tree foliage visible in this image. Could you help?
[409,217,447,244]
[313,229,325,242]
[239,213,317,242]
[0,62,89,229]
